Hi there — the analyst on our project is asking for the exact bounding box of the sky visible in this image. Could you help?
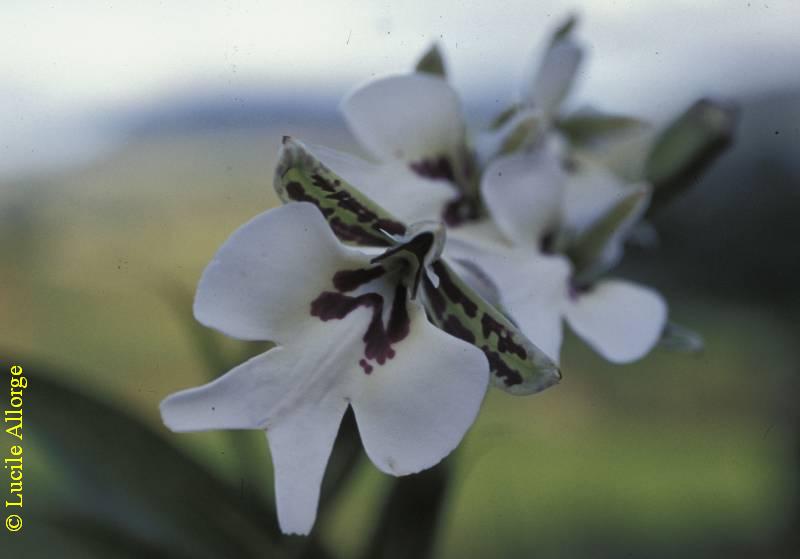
[2,0,799,178]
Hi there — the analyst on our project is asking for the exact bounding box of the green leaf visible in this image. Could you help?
[558,110,648,148]
[644,98,739,215]
[567,186,650,283]
[16,356,283,559]
[415,43,446,77]
[659,322,704,353]
[422,260,561,395]
[275,137,407,247]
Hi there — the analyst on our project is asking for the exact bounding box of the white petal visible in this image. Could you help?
[160,347,299,432]
[160,310,367,432]
[267,395,349,535]
[193,202,369,342]
[342,74,466,163]
[481,145,565,248]
[564,279,667,363]
[562,154,632,234]
[522,35,583,117]
[351,302,488,476]
[308,142,455,223]
[161,310,370,534]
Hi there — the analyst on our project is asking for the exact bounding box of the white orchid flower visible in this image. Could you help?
[329,14,666,364]
[449,145,668,364]
[160,138,560,536]
[340,71,487,226]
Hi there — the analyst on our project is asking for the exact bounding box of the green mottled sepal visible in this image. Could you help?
[423,260,561,395]
[275,137,407,247]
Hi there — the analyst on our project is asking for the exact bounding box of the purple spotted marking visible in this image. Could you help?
[442,196,482,226]
[481,314,527,360]
[333,266,386,292]
[481,346,523,386]
[409,155,456,182]
[329,218,393,247]
[422,276,446,320]
[432,261,478,318]
[310,284,411,374]
[359,359,374,374]
[286,181,334,218]
[285,174,406,246]
[442,315,475,344]
[539,230,556,254]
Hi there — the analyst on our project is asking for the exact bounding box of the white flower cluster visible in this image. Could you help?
[161,17,730,535]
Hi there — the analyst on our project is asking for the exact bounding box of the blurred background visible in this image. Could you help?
[1,1,799,557]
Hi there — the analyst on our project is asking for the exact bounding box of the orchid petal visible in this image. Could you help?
[267,394,349,535]
[564,279,667,363]
[161,311,368,535]
[341,74,466,165]
[193,202,370,342]
[447,238,570,363]
[522,16,583,117]
[481,145,566,248]
[308,142,455,224]
[275,137,407,247]
[421,259,561,394]
[351,302,488,476]
[562,154,632,234]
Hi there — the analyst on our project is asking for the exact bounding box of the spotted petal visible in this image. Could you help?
[275,137,408,247]
[351,301,488,475]
[341,74,467,169]
[564,279,667,363]
[307,142,455,224]
[422,258,561,395]
[447,235,570,364]
[164,201,490,534]
[193,201,371,342]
